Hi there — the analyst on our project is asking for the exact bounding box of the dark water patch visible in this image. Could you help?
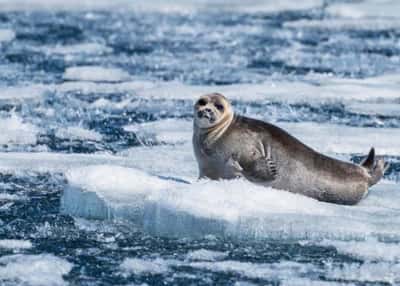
[0,13,9,23]
[14,12,85,45]
[37,133,108,154]
[6,51,67,75]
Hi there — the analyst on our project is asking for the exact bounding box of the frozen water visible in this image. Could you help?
[316,238,400,262]
[0,239,32,250]
[0,113,39,146]
[0,29,15,43]
[120,258,171,276]
[0,254,72,286]
[0,1,400,285]
[185,249,228,261]
[40,43,112,55]
[327,0,400,19]
[0,0,323,13]
[63,66,132,82]
[62,164,400,240]
[55,126,103,141]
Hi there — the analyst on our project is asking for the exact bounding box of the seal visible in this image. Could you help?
[192,93,389,205]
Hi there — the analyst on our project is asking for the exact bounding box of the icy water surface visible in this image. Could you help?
[1,0,400,285]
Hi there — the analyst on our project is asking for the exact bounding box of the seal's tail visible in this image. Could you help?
[360,147,390,186]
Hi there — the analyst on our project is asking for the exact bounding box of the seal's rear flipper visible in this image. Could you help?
[368,158,390,186]
[361,147,375,169]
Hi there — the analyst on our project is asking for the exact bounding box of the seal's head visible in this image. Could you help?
[193,93,234,145]
[194,93,233,129]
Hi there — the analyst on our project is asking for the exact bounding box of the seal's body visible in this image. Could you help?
[193,93,388,205]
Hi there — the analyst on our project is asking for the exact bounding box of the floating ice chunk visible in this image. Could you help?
[120,258,171,276]
[0,0,322,13]
[56,126,102,141]
[185,249,228,262]
[42,43,111,55]
[62,164,400,240]
[124,118,191,145]
[63,66,131,82]
[0,152,173,174]
[0,84,49,100]
[0,113,39,146]
[0,0,135,11]
[326,262,400,284]
[58,80,155,95]
[0,193,25,201]
[66,165,170,202]
[0,239,32,250]
[0,254,72,286]
[317,237,400,262]
[119,257,318,281]
[280,278,342,286]
[118,144,197,180]
[187,260,315,280]
[0,29,15,43]
[284,18,400,30]
[327,0,400,19]
[119,256,400,284]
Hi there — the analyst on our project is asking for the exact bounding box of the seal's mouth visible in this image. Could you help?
[197,109,216,123]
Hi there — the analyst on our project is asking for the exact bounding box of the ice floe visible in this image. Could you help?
[327,0,400,19]
[124,118,191,145]
[0,113,39,146]
[0,239,32,250]
[63,66,131,83]
[185,249,228,262]
[0,0,323,13]
[55,126,102,141]
[0,193,26,201]
[0,29,15,43]
[0,84,49,100]
[326,262,400,284]
[316,238,400,262]
[284,18,400,31]
[119,257,318,282]
[120,257,171,276]
[41,43,112,55]
[0,254,72,286]
[61,164,400,240]
[119,254,400,284]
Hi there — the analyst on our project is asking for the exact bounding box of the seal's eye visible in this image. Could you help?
[215,103,224,111]
[197,99,207,106]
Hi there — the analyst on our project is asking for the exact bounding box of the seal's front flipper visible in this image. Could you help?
[245,157,278,181]
[224,157,244,178]
[243,144,277,182]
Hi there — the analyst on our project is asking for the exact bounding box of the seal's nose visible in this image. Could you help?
[205,108,212,113]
